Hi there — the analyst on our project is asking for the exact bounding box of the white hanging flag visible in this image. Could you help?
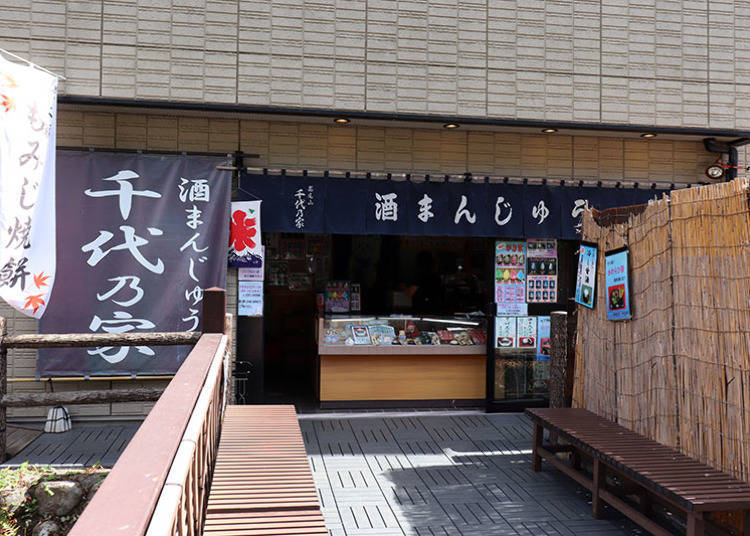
[0,55,58,318]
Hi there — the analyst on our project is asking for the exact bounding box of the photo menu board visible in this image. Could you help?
[494,241,528,316]
[526,239,557,303]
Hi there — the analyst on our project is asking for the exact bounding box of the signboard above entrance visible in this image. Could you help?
[239,171,670,240]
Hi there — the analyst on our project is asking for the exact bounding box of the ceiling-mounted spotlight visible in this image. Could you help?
[705,163,725,180]
[333,117,350,124]
[641,133,657,138]
[541,128,557,134]
[443,123,460,129]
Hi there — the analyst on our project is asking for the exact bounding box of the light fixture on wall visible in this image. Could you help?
[541,128,557,134]
[641,133,657,138]
[443,123,460,129]
[333,117,350,124]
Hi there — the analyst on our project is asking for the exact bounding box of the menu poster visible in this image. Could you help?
[575,243,598,309]
[516,316,537,348]
[526,276,557,303]
[238,281,263,317]
[351,325,372,345]
[495,241,527,304]
[527,239,557,303]
[605,247,632,321]
[496,302,528,317]
[495,316,516,349]
[325,280,350,313]
[537,316,551,361]
[527,239,557,258]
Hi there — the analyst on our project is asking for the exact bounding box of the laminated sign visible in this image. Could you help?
[0,56,58,318]
[605,247,631,321]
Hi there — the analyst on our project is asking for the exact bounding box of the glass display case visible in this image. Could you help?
[318,315,487,352]
[316,315,488,402]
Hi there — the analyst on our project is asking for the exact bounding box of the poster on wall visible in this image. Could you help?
[526,239,557,303]
[494,317,516,349]
[228,201,262,267]
[516,316,537,348]
[325,280,350,313]
[536,316,551,361]
[39,152,231,376]
[574,243,597,308]
[238,280,263,316]
[605,247,632,321]
[494,241,526,307]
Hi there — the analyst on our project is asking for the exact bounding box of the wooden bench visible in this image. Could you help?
[203,405,327,535]
[526,408,750,536]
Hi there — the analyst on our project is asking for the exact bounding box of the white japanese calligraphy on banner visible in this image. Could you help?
[0,55,57,318]
[39,152,230,376]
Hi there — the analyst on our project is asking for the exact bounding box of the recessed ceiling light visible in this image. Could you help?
[541,128,557,134]
[641,133,657,138]
[443,123,460,129]
[333,117,350,124]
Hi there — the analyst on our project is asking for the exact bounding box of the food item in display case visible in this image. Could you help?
[369,324,396,346]
[437,330,457,345]
[398,330,408,345]
[419,332,434,345]
[351,325,372,345]
[453,330,472,345]
[468,329,486,345]
[405,320,420,339]
[324,327,342,344]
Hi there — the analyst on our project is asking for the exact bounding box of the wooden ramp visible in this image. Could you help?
[203,405,327,535]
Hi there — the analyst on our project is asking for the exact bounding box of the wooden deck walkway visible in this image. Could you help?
[3,424,140,467]
[203,405,327,535]
[6,425,42,458]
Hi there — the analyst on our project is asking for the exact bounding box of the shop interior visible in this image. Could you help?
[251,232,579,409]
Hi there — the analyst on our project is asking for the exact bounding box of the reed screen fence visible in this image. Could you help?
[573,178,750,482]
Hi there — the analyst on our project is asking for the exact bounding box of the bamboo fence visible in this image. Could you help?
[573,178,750,482]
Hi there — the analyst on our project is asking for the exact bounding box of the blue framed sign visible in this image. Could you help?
[605,247,631,321]
[575,242,598,309]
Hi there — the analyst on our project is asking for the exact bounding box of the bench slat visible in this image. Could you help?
[527,408,750,513]
[203,405,326,535]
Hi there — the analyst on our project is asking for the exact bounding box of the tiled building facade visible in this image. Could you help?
[3,0,748,419]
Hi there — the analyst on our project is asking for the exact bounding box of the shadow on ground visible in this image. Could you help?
[301,412,648,536]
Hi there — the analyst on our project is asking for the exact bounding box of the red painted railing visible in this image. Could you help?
[68,288,231,536]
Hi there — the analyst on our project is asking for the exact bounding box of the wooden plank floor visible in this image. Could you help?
[3,424,140,468]
[203,405,327,535]
[6,425,43,457]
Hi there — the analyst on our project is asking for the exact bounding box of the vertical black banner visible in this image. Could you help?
[39,152,231,376]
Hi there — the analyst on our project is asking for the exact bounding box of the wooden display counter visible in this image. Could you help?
[318,344,486,401]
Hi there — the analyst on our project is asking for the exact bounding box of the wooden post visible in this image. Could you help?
[532,422,542,472]
[592,458,606,518]
[0,316,6,463]
[565,299,578,407]
[549,311,568,408]
[202,288,226,334]
[686,511,704,536]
